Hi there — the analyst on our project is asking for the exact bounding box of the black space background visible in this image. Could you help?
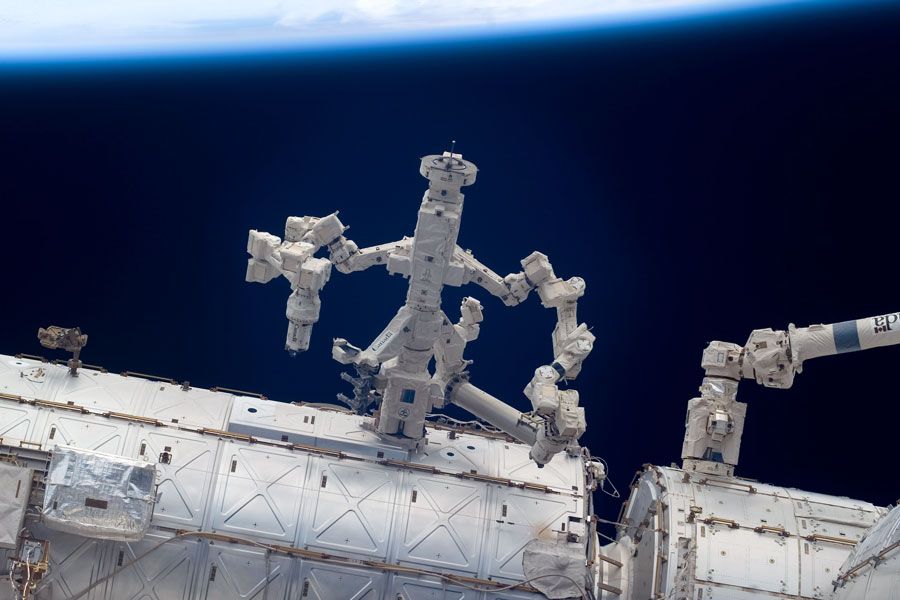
[1,2,899,527]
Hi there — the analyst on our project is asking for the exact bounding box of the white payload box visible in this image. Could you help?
[41,446,156,541]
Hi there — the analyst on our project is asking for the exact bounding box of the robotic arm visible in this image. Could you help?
[455,248,591,370]
[682,311,900,476]
[246,213,408,354]
[447,248,595,465]
[244,152,594,466]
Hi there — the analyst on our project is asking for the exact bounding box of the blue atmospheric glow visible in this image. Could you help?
[0,0,891,64]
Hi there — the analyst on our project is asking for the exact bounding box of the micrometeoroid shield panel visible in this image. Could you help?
[42,445,156,541]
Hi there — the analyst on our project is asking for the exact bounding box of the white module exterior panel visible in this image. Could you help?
[789,490,877,542]
[396,473,489,575]
[295,561,387,600]
[497,442,585,494]
[0,400,40,443]
[302,458,400,560]
[692,482,797,531]
[316,410,409,460]
[143,384,233,429]
[390,575,475,600]
[0,357,54,399]
[228,396,318,442]
[229,398,586,493]
[489,490,581,582]
[201,543,292,600]
[800,542,850,599]
[0,359,235,432]
[229,396,409,461]
[486,591,543,600]
[101,531,204,600]
[696,525,800,594]
[53,370,148,414]
[693,584,780,599]
[388,578,548,600]
[413,431,493,474]
[27,523,107,600]
[0,354,581,599]
[134,426,222,530]
[209,442,309,544]
[834,505,900,600]
[607,466,885,600]
[39,411,134,455]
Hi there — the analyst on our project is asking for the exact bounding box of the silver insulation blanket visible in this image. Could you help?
[42,446,156,541]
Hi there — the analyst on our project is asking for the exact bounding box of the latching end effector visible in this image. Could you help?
[529,388,586,465]
[524,359,588,465]
[285,257,332,354]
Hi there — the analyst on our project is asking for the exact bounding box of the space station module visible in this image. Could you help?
[0,151,896,600]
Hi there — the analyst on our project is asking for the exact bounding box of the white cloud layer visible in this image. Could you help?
[0,0,816,57]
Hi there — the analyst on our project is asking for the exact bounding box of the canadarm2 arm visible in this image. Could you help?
[681,310,900,476]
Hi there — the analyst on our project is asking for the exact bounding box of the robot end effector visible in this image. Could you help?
[523,324,594,465]
[529,389,588,465]
[246,213,352,354]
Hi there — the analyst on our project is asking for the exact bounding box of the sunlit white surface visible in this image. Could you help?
[0,0,847,59]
